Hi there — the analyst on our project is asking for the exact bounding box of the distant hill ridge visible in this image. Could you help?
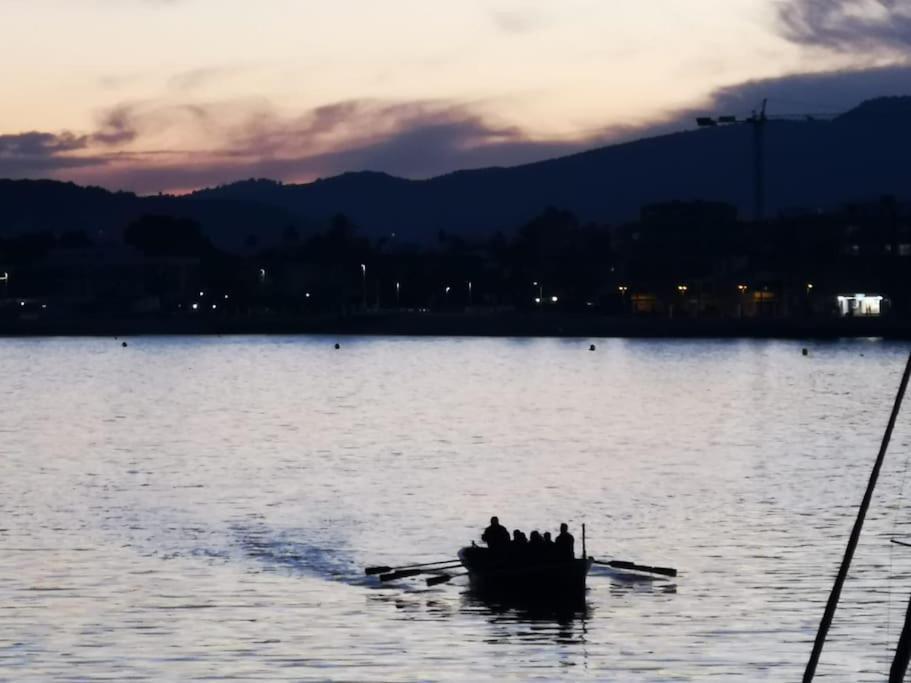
[2,96,911,247]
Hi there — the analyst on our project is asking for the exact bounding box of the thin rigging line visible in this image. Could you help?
[887,438,911,670]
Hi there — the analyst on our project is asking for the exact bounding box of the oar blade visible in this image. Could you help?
[426,574,454,587]
[365,559,459,575]
[601,559,678,578]
[379,568,423,582]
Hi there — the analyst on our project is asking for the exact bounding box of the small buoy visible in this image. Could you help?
[122,341,128,348]
[589,344,596,351]
[334,343,340,350]
[802,348,808,356]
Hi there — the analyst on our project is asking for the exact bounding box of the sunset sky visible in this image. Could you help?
[1,0,909,193]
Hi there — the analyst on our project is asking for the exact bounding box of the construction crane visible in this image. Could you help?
[696,99,839,221]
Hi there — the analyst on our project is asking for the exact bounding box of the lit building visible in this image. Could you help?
[836,294,888,317]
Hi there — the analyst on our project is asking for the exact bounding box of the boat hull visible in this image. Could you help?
[458,546,592,599]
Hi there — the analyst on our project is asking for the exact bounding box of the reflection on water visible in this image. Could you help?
[1,336,911,680]
[460,590,592,644]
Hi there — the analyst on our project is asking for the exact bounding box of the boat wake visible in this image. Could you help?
[229,519,365,585]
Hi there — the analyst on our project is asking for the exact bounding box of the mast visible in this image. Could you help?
[803,352,911,682]
[890,592,911,682]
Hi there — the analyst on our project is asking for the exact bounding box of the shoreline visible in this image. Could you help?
[1,311,910,339]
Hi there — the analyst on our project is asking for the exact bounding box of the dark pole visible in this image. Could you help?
[804,352,911,682]
[890,591,911,682]
[752,115,765,222]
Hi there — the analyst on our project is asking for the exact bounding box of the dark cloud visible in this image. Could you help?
[0,131,105,176]
[778,0,911,51]
[0,131,88,156]
[690,63,911,117]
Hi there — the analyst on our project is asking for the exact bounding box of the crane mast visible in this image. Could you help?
[696,98,836,222]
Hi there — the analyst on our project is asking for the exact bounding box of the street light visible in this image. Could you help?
[360,264,367,309]
[736,284,748,318]
[677,285,688,294]
[467,280,472,306]
[551,296,559,303]
[395,281,400,306]
[618,285,628,295]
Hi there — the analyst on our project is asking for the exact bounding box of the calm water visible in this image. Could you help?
[2,336,911,681]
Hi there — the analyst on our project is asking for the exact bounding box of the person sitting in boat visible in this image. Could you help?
[482,516,510,550]
[528,530,545,562]
[555,523,575,560]
[510,529,529,560]
[542,531,556,561]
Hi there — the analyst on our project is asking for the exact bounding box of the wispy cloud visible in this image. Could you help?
[167,65,253,92]
[490,8,549,34]
[50,98,594,192]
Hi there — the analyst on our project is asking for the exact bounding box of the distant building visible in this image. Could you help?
[836,293,889,317]
[640,200,738,227]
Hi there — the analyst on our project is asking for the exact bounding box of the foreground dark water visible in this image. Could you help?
[2,336,911,681]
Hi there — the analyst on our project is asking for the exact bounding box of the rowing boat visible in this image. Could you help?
[458,545,592,598]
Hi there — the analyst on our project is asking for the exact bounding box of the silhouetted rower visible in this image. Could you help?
[481,516,510,550]
[555,523,575,560]
[529,530,544,562]
[542,531,555,561]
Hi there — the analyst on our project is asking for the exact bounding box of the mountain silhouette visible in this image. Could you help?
[0,179,308,250]
[190,96,911,239]
[2,96,910,247]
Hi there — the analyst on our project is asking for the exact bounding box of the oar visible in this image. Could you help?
[595,559,677,578]
[426,572,468,587]
[365,559,458,575]
[379,563,463,582]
